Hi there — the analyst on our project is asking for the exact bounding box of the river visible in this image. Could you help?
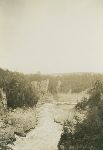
[10,103,63,150]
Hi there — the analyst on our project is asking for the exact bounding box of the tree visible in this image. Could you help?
[58,80,103,150]
[0,68,38,108]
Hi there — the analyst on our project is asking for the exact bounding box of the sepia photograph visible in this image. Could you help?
[0,0,103,149]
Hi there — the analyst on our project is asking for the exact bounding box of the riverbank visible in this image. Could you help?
[0,92,86,150]
[0,107,37,149]
[9,102,76,150]
[9,103,63,150]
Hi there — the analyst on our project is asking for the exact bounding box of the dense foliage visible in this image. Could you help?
[58,80,103,150]
[0,68,38,108]
[1,67,103,108]
[26,73,103,93]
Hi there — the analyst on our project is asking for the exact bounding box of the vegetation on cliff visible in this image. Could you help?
[58,80,103,150]
[0,68,38,108]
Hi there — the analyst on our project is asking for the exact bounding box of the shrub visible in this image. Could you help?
[58,80,103,150]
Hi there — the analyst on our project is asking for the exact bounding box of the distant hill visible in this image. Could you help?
[0,67,103,108]
[26,72,103,93]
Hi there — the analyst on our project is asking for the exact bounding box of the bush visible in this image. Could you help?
[58,80,103,150]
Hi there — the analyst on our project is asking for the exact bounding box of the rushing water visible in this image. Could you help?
[10,103,63,150]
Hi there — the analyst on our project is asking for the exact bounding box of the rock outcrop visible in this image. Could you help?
[0,88,7,115]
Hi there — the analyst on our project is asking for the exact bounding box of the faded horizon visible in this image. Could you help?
[0,0,103,74]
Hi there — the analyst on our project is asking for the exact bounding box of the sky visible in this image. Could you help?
[0,0,103,74]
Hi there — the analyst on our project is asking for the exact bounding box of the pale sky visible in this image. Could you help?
[0,0,103,74]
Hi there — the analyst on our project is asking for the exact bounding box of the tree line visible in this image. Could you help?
[26,72,103,93]
[1,68,103,108]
